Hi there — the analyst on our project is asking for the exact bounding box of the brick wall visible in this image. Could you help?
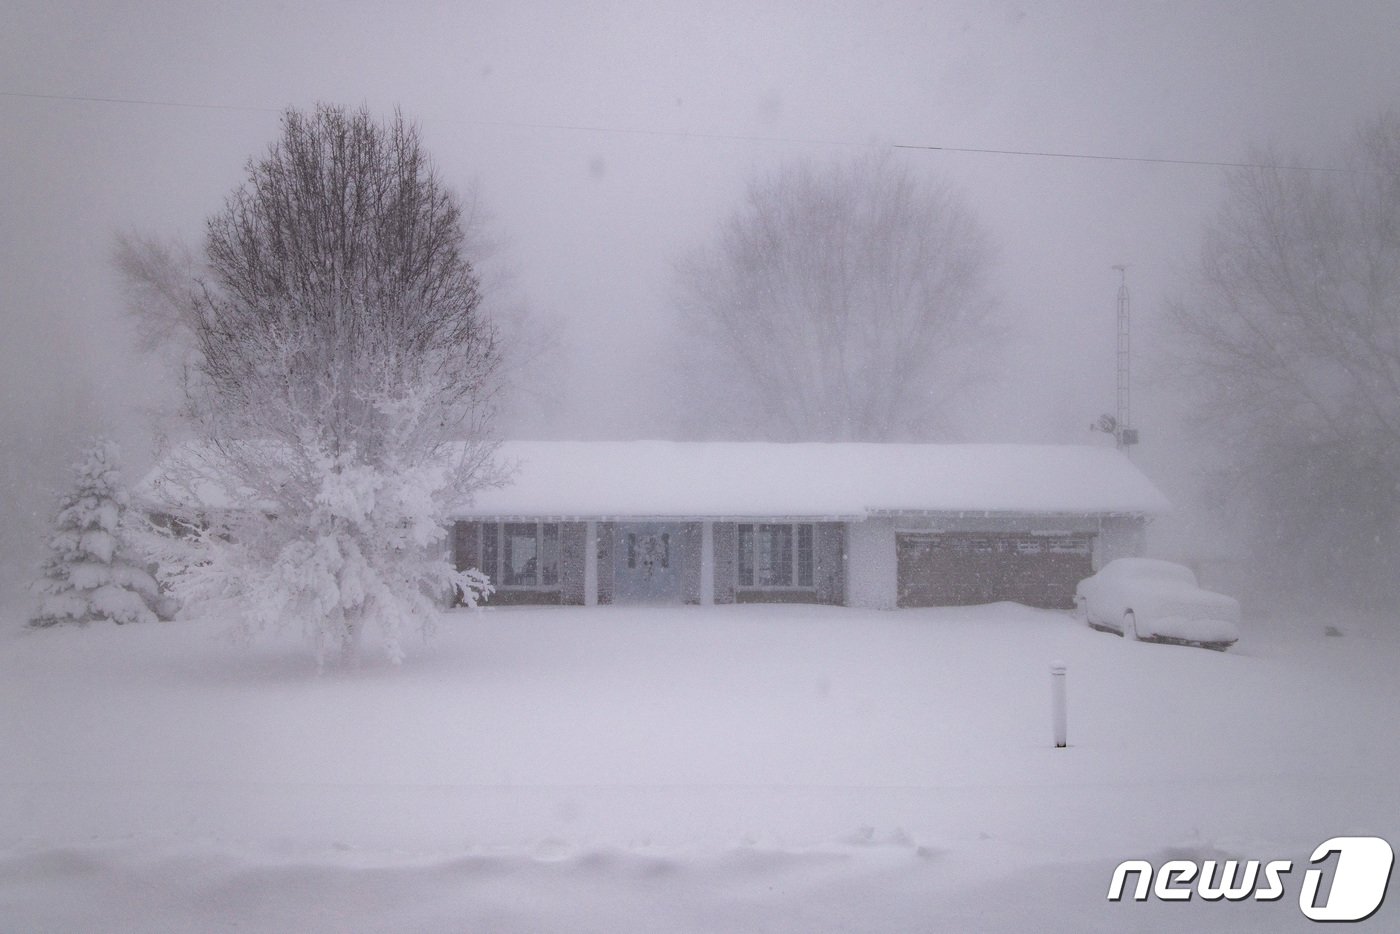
[681,522,702,604]
[816,521,846,605]
[452,520,480,572]
[597,521,615,605]
[712,522,737,604]
[560,521,587,605]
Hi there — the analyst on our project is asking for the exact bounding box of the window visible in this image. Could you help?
[503,523,538,586]
[737,523,815,589]
[480,522,560,588]
[797,524,813,584]
[1046,537,1092,555]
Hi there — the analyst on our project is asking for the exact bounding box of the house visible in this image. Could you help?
[453,441,1169,610]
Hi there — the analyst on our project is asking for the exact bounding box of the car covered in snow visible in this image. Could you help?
[1074,558,1239,650]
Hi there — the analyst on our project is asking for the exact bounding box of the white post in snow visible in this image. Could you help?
[1050,661,1068,748]
[584,520,598,607]
[700,520,715,606]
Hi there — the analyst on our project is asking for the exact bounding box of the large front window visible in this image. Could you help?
[738,523,814,589]
[480,522,559,588]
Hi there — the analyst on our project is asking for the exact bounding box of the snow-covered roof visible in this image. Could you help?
[457,441,1170,519]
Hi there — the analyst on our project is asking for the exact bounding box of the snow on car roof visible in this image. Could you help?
[456,441,1171,519]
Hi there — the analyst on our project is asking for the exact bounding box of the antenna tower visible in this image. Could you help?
[1112,265,1136,451]
[1093,266,1139,451]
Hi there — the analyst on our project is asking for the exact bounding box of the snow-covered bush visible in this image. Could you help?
[30,439,163,628]
[146,400,497,667]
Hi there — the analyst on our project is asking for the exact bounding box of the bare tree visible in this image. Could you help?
[1169,113,1400,607]
[116,181,561,438]
[673,153,998,441]
[113,232,203,360]
[141,104,504,666]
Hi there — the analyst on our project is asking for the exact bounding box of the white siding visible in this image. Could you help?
[847,516,897,609]
[1095,515,1147,569]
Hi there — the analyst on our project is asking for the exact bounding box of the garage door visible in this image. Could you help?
[897,534,1093,609]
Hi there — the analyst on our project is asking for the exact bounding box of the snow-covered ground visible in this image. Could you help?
[2,602,1396,932]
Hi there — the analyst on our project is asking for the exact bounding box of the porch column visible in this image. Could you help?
[700,520,715,606]
[584,520,598,606]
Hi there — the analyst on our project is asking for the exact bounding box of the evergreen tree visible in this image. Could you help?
[30,439,161,627]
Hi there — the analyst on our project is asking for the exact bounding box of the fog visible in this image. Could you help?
[4,0,1400,590]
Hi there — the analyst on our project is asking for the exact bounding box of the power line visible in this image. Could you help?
[2,88,1346,173]
[470,116,863,149]
[892,141,1343,173]
[0,90,278,114]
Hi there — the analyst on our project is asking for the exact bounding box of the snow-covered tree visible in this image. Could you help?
[672,152,998,441]
[30,439,162,628]
[141,104,504,667]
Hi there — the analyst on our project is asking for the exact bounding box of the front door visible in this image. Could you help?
[614,522,684,604]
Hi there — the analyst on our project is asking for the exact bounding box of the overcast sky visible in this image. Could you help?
[4,0,1400,575]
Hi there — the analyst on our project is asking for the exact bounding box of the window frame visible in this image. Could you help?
[479,521,561,590]
[736,522,817,591]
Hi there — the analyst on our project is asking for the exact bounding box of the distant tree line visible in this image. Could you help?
[1169,113,1400,610]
